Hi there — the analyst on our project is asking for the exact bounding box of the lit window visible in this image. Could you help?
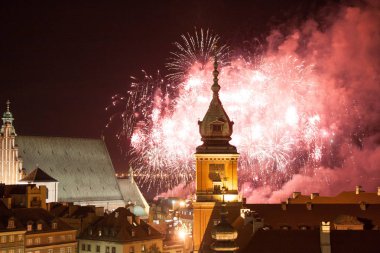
[52,222,58,229]
[48,237,53,243]
[27,224,32,231]
[17,249,23,253]
[35,238,40,244]
[131,230,135,237]
[98,230,102,237]
[48,249,53,253]
[60,248,65,253]
[1,236,7,243]
[9,250,14,253]
[17,235,23,241]
[129,247,134,253]
[9,235,14,242]
[67,247,72,253]
[8,219,15,229]
[141,245,145,253]
[26,239,33,245]
[37,223,42,231]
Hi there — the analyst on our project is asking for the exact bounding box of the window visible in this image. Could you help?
[131,230,135,237]
[48,237,53,243]
[9,235,14,242]
[81,244,86,251]
[27,225,32,231]
[48,249,53,253]
[1,236,6,243]
[26,239,33,245]
[67,234,72,241]
[141,245,145,253]
[35,238,40,244]
[60,248,65,253]
[105,247,109,253]
[17,235,23,241]
[52,222,58,229]
[37,223,42,231]
[211,124,222,132]
[8,219,15,229]
[111,247,116,253]
[87,245,91,252]
[9,250,14,253]
[129,247,134,253]
[67,247,72,253]
[96,246,100,253]
[17,249,23,253]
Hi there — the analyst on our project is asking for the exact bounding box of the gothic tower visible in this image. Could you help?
[0,100,23,184]
[193,59,240,252]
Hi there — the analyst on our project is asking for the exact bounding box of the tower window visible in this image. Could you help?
[211,124,223,133]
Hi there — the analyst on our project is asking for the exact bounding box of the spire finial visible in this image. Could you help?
[6,100,10,112]
[211,54,221,95]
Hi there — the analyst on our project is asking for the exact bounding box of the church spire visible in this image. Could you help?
[2,100,14,125]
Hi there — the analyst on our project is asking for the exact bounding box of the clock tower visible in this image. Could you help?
[193,58,240,252]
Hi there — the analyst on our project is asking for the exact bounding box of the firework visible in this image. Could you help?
[109,31,341,194]
[166,28,230,83]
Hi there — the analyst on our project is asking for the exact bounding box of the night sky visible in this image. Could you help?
[0,0,338,170]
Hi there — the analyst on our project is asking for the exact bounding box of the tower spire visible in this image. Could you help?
[2,100,14,125]
[211,56,221,97]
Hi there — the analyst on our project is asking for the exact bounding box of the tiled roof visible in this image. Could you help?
[20,167,58,182]
[11,208,75,233]
[16,136,123,202]
[0,204,24,231]
[244,203,380,229]
[80,207,163,243]
[241,230,380,253]
[287,191,380,204]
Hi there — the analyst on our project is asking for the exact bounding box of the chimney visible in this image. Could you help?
[320,221,331,253]
[293,192,301,199]
[355,185,362,195]
[127,216,133,225]
[359,201,367,211]
[135,216,140,225]
[306,202,312,211]
[311,193,319,200]
[281,202,287,211]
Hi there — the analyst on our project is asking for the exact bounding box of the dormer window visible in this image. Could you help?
[37,223,42,231]
[131,230,135,237]
[27,221,33,231]
[98,230,102,237]
[52,222,58,230]
[7,218,15,229]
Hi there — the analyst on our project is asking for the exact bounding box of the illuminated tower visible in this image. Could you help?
[193,59,240,252]
[0,100,23,184]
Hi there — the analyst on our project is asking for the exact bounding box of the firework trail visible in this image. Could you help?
[166,28,230,83]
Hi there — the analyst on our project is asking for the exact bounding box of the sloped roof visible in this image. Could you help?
[20,167,58,182]
[12,208,75,234]
[16,136,123,202]
[117,176,149,217]
[287,190,380,204]
[80,207,163,243]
